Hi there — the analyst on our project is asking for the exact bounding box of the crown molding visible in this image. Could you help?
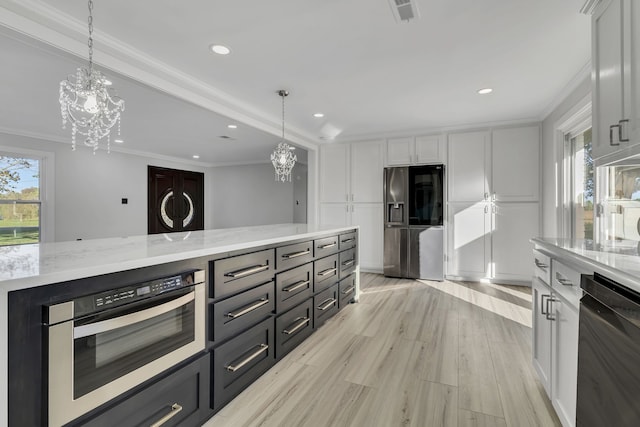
[0,1,320,151]
[538,61,591,121]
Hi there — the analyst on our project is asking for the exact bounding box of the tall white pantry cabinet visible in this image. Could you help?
[447,125,540,283]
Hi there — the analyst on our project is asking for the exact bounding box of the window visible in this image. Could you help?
[564,127,594,240]
[0,154,41,245]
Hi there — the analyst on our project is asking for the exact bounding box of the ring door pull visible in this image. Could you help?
[534,259,548,270]
[619,119,630,142]
[225,264,269,279]
[342,286,355,295]
[283,317,310,335]
[226,298,269,319]
[282,280,310,293]
[610,124,621,146]
[282,250,310,259]
[318,242,337,250]
[226,344,269,372]
[318,268,337,277]
[317,298,337,311]
[149,403,183,427]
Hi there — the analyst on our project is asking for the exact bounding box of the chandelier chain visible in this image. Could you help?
[87,0,94,71]
[281,91,285,140]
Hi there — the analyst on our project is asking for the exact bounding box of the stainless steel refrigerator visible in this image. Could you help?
[383,165,444,280]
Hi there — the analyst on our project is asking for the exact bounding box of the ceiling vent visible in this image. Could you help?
[388,0,420,22]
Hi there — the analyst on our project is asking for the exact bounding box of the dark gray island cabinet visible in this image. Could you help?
[1,224,358,427]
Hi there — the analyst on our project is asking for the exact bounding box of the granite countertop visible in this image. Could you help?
[532,237,640,294]
[0,223,357,291]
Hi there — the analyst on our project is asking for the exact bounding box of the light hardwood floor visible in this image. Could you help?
[205,273,561,427]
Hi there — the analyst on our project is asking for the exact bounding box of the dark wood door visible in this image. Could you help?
[148,166,204,234]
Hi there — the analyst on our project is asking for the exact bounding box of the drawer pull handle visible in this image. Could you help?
[150,403,183,427]
[555,272,572,287]
[541,294,550,315]
[283,280,310,293]
[341,285,355,295]
[318,267,337,277]
[317,298,336,311]
[227,298,269,319]
[341,238,355,244]
[225,264,269,279]
[282,250,311,259]
[283,317,310,335]
[341,259,355,267]
[318,242,337,249]
[545,297,556,321]
[534,259,548,270]
[226,344,269,372]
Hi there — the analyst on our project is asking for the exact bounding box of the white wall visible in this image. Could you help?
[293,164,307,223]
[211,163,294,228]
[0,133,213,242]
[541,75,591,237]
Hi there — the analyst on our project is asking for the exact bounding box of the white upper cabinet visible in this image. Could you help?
[320,144,349,202]
[448,131,490,202]
[386,135,444,166]
[592,0,640,159]
[491,125,540,202]
[351,141,384,203]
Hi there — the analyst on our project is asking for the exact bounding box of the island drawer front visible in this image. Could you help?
[275,262,313,314]
[76,353,211,427]
[276,241,314,271]
[314,284,339,328]
[314,235,340,258]
[314,254,339,292]
[339,249,357,279]
[275,298,314,360]
[339,274,356,308]
[533,249,551,285]
[212,318,275,411]
[551,259,582,309]
[212,281,275,343]
[212,249,275,299]
[339,232,357,250]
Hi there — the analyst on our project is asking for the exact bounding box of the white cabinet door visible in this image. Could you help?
[352,203,383,271]
[492,203,539,281]
[319,203,350,226]
[532,277,552,396]
[630,0,640,144]
[351,141,384,203]
[387,137,413,165]
[448,131,490,202]
[593,0,625,158]
[447,202,491,278]
[491,126,540,202]
[551,295,579,427]
[415,135,443,164]
[320,144,349,202]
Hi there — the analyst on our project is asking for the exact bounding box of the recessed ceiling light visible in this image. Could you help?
[227,124,238,129]
[114,138,124,143]
[313,113,325,118]
[192,155,200,159]
[477,88,493,95]
[210,44,231,55]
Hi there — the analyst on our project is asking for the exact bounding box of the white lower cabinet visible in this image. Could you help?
[532,276,552,395]
[447,202,491,278]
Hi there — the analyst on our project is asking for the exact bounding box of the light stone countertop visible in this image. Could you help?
[532,237,640,294]
[0,223,357,292]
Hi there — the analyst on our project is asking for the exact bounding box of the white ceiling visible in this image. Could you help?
[0,0,590,164]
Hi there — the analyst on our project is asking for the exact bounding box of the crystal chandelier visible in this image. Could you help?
[59,0,124,153]
[271,90,297,182]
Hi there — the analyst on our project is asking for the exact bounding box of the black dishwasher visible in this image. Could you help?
[577,273,640,427]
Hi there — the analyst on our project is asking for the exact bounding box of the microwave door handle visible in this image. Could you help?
[73,291,195,339]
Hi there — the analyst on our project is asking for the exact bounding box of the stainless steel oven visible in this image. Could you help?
[45,269,206,427]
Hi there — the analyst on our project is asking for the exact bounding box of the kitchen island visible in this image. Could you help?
[0,223,359,426]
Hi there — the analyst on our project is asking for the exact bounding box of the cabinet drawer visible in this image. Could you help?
[551,259,583,309]
[314,235,339,258]
[76,353,211,427]
[212,281,275,343]
[339,248,357,279]
[276,241,313,272]
[275,298,314,359]
[314,254,339,292]
[212,317,275,411]
[275,262,313,314]
[533,249,551,285]
[339,273,356,308]
[212,249,275,299]
[314,284,339,328]
[339,231,357,250]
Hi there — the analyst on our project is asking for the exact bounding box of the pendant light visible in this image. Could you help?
[271,90,297,182]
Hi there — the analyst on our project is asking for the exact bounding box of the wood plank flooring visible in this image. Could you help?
[204,273,561,427]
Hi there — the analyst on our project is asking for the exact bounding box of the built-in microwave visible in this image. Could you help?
[45,269,206,427]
